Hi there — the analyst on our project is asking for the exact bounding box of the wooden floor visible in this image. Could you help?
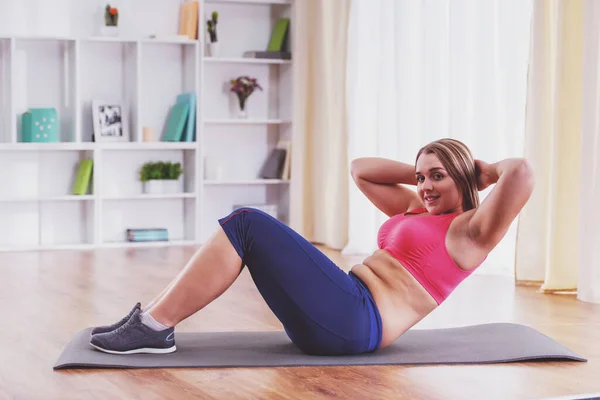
[0,245,598,400]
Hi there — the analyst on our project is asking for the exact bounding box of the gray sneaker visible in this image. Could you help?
[90,309,176,355]
[91,302,141,335]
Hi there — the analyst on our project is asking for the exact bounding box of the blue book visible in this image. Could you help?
[176,92,196,142]
[162,103,189,142]
[126,228,169,242]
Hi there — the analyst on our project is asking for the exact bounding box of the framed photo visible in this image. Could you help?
[92,100,129,142]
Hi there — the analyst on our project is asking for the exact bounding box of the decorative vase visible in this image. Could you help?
[143,179,182,194]
[236,96,248,119]
[208,42,220,57]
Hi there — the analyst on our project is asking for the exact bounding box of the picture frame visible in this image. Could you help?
[92,100,129,142]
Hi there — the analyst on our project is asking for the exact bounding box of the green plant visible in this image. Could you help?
[207,11,218,42]
[139,161,183,182]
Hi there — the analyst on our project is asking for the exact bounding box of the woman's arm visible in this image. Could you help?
[350,157,422,217]
[467,158,535,251]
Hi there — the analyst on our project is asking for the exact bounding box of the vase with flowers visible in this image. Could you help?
[101,4,119,36]
[230,76,262,118]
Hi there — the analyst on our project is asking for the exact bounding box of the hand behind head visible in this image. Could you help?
[474,159,495,191]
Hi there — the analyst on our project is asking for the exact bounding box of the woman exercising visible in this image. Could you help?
[89,138,534,355]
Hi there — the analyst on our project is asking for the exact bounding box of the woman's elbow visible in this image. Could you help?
[515,158,535,193]
[350,158,365,179]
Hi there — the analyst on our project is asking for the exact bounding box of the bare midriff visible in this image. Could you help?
[350,249,439,349]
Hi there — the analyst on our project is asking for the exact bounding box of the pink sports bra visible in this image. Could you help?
[377,207,484,304]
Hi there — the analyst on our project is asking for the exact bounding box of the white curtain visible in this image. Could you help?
[513,0,583,290]
[289,0,351,249]
[344,0,533,276]
[579,0,600,303]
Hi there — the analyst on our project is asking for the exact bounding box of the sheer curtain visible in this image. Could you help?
[514,0,583,289]
[513,0,598,303]
[344,0,533,276]
[289,0,351,249]
[578,0,599,303]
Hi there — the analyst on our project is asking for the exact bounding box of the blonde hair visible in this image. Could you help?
[415,138,480,211]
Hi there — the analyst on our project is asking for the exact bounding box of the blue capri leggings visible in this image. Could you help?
[218,207,383,356]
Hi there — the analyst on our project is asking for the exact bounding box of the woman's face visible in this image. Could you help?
[415,153,464,215]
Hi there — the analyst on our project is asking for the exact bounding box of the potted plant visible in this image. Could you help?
[139,161,183,194]
[207,11,219,56]
[230,76,262,118]
[101,4,119,36]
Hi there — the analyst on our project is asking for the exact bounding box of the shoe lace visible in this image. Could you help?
[113,315,135,335]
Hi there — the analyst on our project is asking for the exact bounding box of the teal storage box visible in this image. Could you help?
[22,108,59,142]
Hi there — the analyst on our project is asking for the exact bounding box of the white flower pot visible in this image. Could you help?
[208,42,220,57]
[100,25,119,37]
[143,179,182,194]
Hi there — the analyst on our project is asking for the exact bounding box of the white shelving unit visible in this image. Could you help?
[0,0,294,251]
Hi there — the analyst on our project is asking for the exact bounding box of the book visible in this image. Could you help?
[176,92,196,142]
[276,140,291,180]
[259,148,287,179]
[267,18,290,52]
[126,228,169,242]
[72,159,93,195]
[162,103,189,142]
[178,1,199,40]
[242,51,291,60]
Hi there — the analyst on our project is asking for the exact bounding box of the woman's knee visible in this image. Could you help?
[231,207,274,220]
[220,207,257,226]
[218,207,275,257]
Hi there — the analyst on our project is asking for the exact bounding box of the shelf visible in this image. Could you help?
[85,37,198,45]
[204,57,291,65]
[204,119,291,125]
[0,142,196,151]
[203,179,290,185]
[0,36,199,45]
[103,193,196,200]
[140,38,199,45]
[98,142,197,150]
[0,143,95,151]
[204,0,292,4]
[7,35,75,42]
[0,195,94,202]
[0,1,294,252]
[82,37,138,44]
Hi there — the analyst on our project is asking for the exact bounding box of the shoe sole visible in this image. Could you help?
[90,343,177,355]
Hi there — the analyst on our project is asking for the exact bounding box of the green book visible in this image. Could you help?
[267,18,290,52]
[72,159,93,195]
[163,103,190,142]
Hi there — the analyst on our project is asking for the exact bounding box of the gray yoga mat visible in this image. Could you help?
[53,323,586,370]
